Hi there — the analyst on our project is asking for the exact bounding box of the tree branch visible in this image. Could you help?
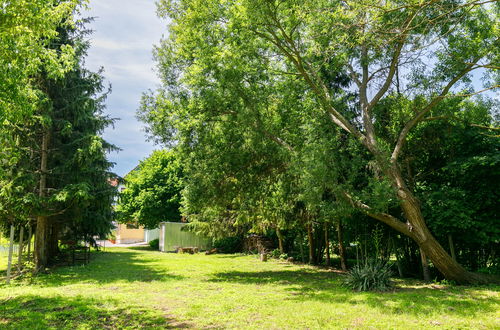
[391,61,480,163]
[344,192,414,238]
[251,26,366,143]
[366,10,417,114]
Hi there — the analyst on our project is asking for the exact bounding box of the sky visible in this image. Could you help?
[82,0,165,177]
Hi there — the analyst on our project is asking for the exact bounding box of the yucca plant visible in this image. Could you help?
[344,259,393,292]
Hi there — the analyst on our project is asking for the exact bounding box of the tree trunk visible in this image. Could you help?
[6,225,15,284]
[324,223,330,267]
[35,216,50,270]
[404,198,486,283]
[420,247,431,282]
[387,166,488,283]
[314,226,324,265]
[392,236,404,277]
[27,225,32,261]
[298,231,305,263]
[48,221,59,257]
[17,226,24,271]
[448,234,456,261]
[276,227,284,254]
[35,130,50,271]
[336,220,347,271]
[395,252,404,278]
[306,223,314,264]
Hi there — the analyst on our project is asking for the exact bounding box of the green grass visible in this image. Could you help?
[1,247,499,329]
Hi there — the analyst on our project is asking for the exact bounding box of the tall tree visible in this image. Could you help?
[117,150,183,229]
[144,0,498,283]
[0,0,80,234]
[1,10,117,270]
[31,19,117,269]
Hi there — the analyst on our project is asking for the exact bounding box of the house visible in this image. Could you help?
[115,223,159,244]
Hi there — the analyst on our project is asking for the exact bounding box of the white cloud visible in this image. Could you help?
[91,38,152,51]
[83,0,166,176]
[105,63,158,84]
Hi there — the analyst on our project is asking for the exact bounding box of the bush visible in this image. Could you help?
[149,239,159,250]
[269,249,281,258]
[269,249,288,260]
[213,236,243,253]
[344,259,393,292]
[478,264,500,276]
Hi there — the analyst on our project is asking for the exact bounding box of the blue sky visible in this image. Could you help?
[83,1,165,177]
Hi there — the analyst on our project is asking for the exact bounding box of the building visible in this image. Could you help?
[115,223,159,244]
[159,222,212,252]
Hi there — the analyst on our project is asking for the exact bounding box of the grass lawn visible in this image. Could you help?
[1,247,499,329]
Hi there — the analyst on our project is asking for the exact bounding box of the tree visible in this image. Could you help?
[30,19,117,269]
[0,0,80,233]
[145,0,498,283]
[116,150,183,229]
[1,11,117,270]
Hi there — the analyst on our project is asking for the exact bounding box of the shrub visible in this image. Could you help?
[213,236,243,253]
[478,264,500,276]
[269,249,281,258]
[344,259,393,291]
[269,249,289,260]
[149,239,160,250]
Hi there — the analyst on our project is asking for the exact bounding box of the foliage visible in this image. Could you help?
[269,249,281,259]
[344,259,393,292]
[42,24,117,242]
[407,99,500,271]
[213,236,243,254]
[149,238,160,250]
[116,150,183,229]
[269,249,288,260]
[141,0,499,282]
[0,0,79,121]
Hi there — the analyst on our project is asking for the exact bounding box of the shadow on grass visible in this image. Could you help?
[213,254,251,259]
[209,269,499,317]
[0,295,189,329]
[34,249,184,287]
[126,246,156,251]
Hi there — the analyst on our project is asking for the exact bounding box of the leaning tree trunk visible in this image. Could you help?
[6,224,15,284]
[35,130,50,271]
[390,167,487,284]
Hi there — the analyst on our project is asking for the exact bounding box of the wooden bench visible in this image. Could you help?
[61,240,90,265]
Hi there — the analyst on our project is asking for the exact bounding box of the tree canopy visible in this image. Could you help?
[138,0,499,283]
[117,150,183,229]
